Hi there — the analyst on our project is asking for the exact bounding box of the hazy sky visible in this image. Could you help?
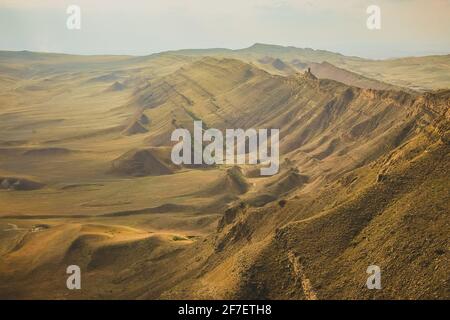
[1,0,449,58]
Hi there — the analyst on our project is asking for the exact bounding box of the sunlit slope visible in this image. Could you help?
[0,50,448,299]
[160,90,450,300]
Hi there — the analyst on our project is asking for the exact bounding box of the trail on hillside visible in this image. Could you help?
[288,251,318,300]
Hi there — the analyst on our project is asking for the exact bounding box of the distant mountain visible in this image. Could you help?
[166,43,450,91]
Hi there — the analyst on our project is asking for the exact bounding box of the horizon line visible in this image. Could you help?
[1,43,449,61]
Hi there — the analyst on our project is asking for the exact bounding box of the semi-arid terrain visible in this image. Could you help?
[0,44,448,299]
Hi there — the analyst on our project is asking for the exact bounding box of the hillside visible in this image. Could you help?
[0,49,448,299]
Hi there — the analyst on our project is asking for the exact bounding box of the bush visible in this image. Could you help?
[278,199,287,208]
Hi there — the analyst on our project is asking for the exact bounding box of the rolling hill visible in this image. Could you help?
[0,46,448,299]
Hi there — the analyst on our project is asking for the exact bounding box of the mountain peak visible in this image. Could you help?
[247,43,286,50]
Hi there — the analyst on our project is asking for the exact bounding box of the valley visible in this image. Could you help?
[0,44,448,299]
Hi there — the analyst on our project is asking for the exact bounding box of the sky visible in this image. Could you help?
[1,0,449,59]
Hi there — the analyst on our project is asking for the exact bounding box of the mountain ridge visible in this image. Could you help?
[0,47,448,299]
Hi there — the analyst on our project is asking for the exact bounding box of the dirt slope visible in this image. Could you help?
[0,49,448,299]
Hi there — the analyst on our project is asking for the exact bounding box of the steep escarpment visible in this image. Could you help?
[158,87,449,300]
